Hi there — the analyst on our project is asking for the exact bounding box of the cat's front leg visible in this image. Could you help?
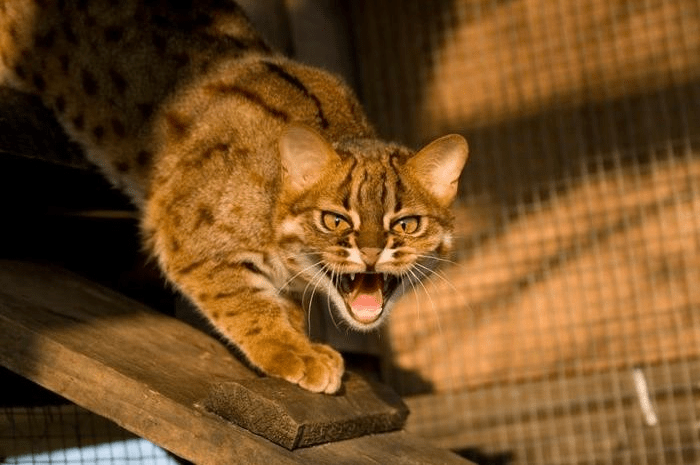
[175,261,344,394]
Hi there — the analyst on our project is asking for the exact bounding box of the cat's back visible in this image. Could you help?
[0,0,375,203]
[0,0,271,199]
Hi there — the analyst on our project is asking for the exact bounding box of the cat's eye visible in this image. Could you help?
[391,216,420,234]
[321,211,352,232]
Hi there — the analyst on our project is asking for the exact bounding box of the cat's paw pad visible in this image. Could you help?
[262,342,344,394]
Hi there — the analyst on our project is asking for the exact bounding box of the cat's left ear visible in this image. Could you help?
[408,134,469,207]
[279,124,340,195]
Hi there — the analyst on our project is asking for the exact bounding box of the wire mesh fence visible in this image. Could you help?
[1,404,178,465]
[349,0,700,463]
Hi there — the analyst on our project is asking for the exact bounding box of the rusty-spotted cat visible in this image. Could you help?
[0,0,468,393]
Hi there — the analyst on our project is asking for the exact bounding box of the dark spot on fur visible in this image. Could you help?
[54,95,66,113]
[164,111,191,139]
[192,13,213,29]
[137,102,154,120]
[115,161,130,172]
[92,125,105,142]
[151,32,167,54]
[200,143,230,162]
[58,54,70,73]
[109,68,128,94]
[245,327,262,337]
[13,65,26,80]
[170,239,180,252]
[214,291,236,299]
[103,26,124,42]
[62,21,78,45]
[193,205,215,229]
[34,29,56,49]
[137,150,152,166]
[111,118,126,137]
[72,114,84,130]
[172,53,191,68]
[224,310,239,317]
[81,69,98,96]
[32,73,46,91]
[8,24,18,40]
[177,259,206,275]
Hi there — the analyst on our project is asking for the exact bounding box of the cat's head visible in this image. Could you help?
[276,125,468,331]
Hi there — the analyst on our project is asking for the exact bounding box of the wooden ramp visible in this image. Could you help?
[0,259,468,464]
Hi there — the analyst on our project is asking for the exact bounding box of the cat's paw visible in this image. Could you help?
[257,340,344,394]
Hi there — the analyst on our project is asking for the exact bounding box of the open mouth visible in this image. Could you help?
[333,273,401,325]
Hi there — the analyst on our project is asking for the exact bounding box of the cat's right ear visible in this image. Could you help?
[279,124,339,194]
[407,134,469,208]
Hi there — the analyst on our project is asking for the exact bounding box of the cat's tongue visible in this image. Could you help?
[348,274,384,324]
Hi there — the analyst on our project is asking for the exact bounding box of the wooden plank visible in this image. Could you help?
[203,372,408,449]
[0,259,468,464]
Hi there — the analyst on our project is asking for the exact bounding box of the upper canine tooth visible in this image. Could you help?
[350,273,355,281]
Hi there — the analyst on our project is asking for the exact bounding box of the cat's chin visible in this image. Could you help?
[333,272,401,329]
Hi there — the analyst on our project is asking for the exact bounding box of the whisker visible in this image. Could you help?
[277,260,324,294]
[326,263,340,330]
[413,261,458,293]
[307,261,336,321]
[414,253,464,269]
[408,266,443,340]
[402,269,422,323]
[301,263,329,320]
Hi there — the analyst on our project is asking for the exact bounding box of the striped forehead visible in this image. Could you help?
[346,159,397,224]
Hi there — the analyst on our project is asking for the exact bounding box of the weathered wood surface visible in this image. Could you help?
[204,372,409,449]
[0,259,468,464]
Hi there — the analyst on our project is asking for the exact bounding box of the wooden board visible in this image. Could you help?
[0,259,468,464]
[204,372,408,449]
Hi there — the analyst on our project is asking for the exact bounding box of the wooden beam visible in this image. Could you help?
[0,259,468,464]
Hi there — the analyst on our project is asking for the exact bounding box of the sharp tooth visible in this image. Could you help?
[350,273,355,281]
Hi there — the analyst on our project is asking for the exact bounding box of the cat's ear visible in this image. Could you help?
[407,134,469,207]
[279,124,340,194]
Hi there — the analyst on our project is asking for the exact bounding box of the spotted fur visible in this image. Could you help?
[0,0,468,393]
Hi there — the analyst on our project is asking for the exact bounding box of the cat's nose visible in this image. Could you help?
[360,247,382,267]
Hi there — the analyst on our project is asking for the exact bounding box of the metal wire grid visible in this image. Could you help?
[348,0,700,463]
[1,405,177,465]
